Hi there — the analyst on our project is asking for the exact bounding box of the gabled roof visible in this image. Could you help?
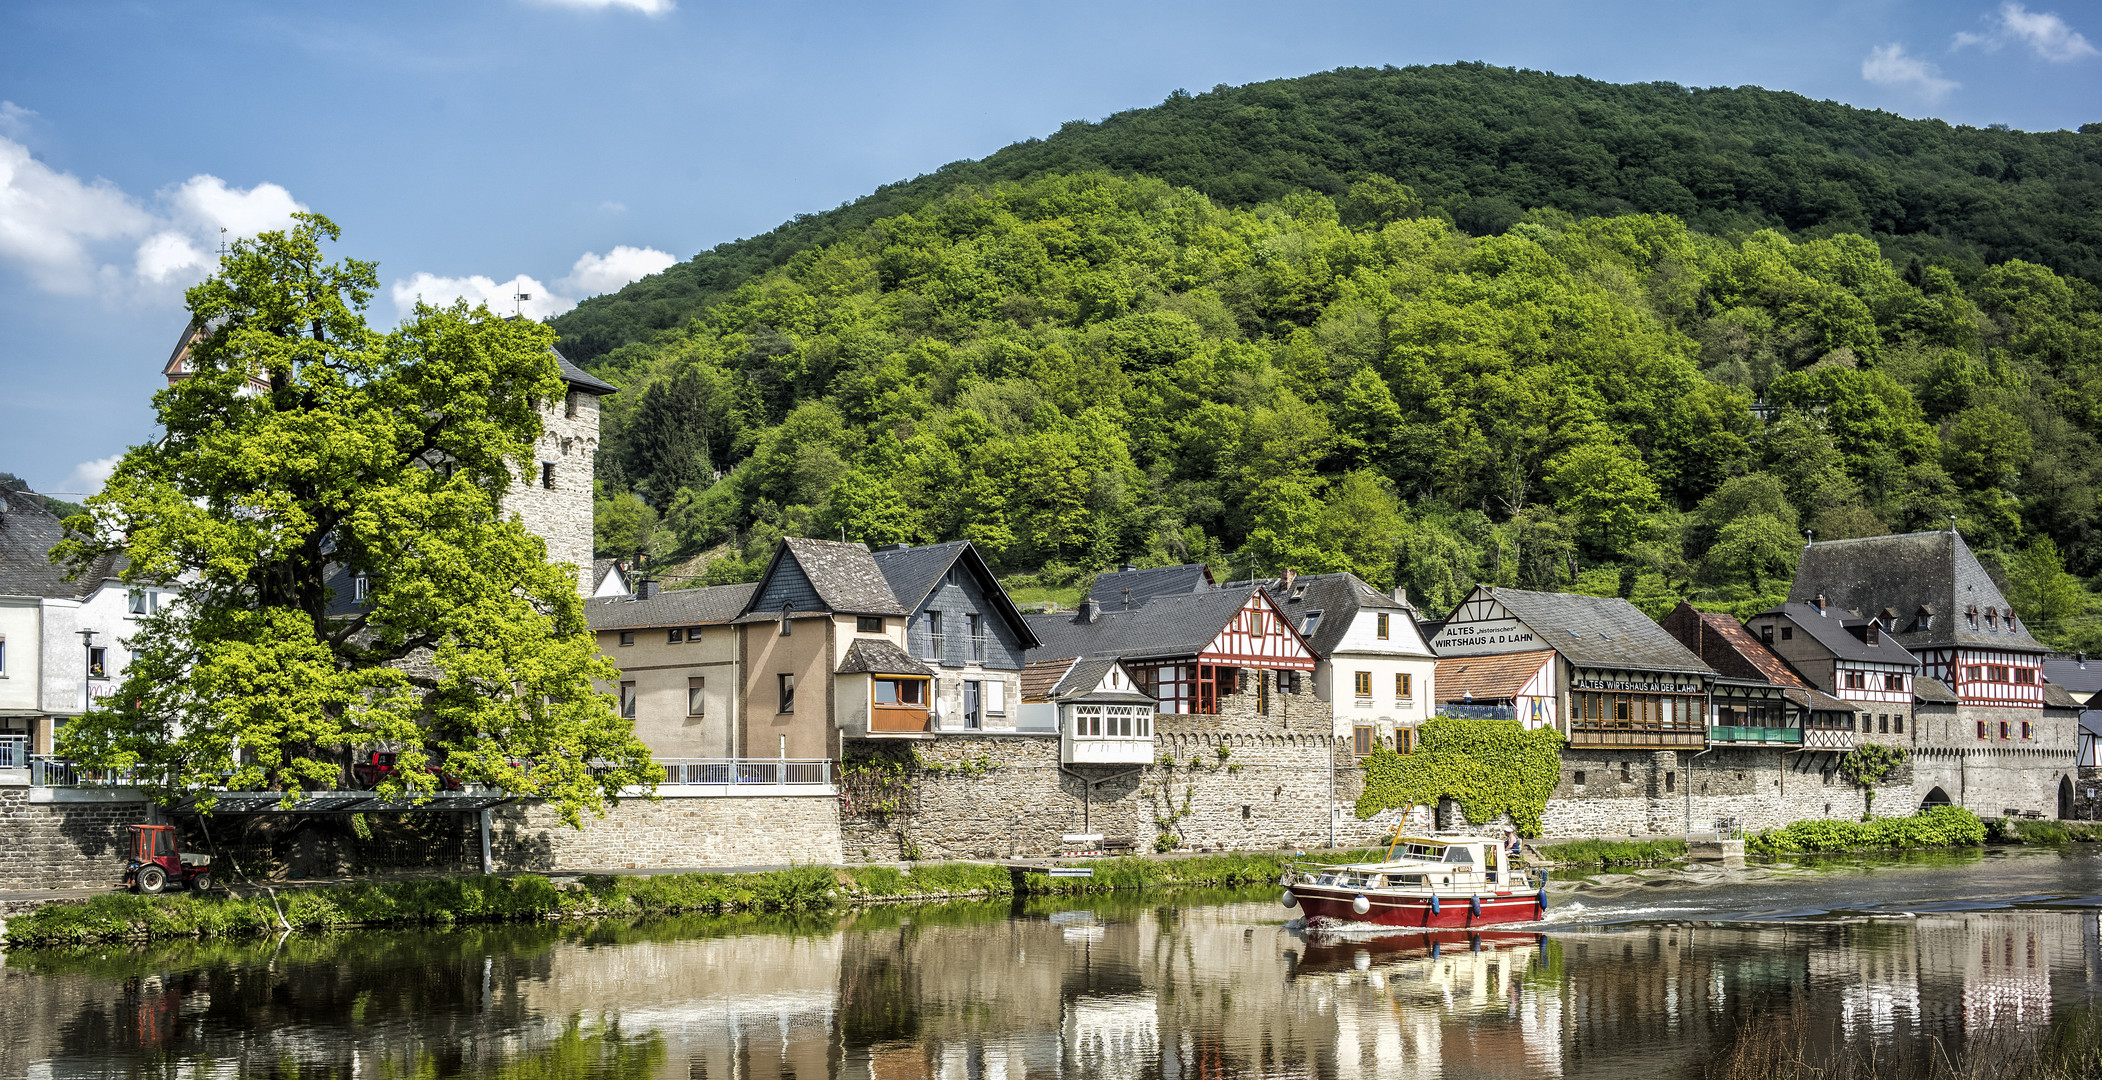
[1662,602,1810,688]
[0,488,78,598]
[869,540,1040,649]
[1435,650,1554,702]
[1266,572,1430,658]
[836,637,935,677]
[1087,563,1214,610]
[1914,677,1959,704]
[1026,586,1265,664]
[1752,601,1921,667]
[587,582,757,631]
[739,537,907,619]
[1016,656,1155,704]
[2043,656,2102,699]
[2044,683,2085,711]
[1473,588,1716,676]
[552,348,617,395]
[591,559,625,596]
[1789,529,2045,653]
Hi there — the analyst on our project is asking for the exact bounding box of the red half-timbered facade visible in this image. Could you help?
[1136,590,1317,714]
[1927,647,2046,710]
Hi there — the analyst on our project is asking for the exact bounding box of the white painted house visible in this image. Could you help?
[1267,572,1439,756]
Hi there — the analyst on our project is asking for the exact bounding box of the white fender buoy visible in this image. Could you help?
[1352,894,1371,916]
[1281,889,1298,909]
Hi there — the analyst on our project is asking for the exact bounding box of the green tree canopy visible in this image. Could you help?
[55,214,654,824]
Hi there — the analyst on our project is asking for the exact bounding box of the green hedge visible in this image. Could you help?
[4,852,1341,947]
[1746,806,1986,854]
[1538,838,1689,866]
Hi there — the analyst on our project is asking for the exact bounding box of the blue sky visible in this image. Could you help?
[2,0,2097,496]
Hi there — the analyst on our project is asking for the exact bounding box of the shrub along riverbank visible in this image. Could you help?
[3,851,1355,947]
[1542,807,1993,865]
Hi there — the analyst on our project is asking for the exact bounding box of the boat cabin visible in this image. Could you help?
[1314,835,1522,891]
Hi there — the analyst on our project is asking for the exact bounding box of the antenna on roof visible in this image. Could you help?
[215,227,229,262]
[513,278,532,318]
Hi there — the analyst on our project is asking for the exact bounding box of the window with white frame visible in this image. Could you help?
[128,590,148,615]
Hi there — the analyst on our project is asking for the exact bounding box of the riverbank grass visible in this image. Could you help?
[4,850,1342,947]
[1537,838,1690,866]
[1746,805,1986,855]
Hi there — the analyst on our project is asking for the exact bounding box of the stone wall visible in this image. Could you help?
[1535,747,1910,838]
[0,787,154,891]
[488,792,844,871]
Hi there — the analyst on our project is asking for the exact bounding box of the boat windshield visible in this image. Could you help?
[1443,846,1475,864]
[1398,843,1444,859]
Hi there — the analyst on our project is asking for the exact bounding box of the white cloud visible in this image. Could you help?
[390,271,574,321]
[60,454,123,497]
[1955,2,2099,61]
[528,0,674,14]
[559,245,676,296]
[1862,44,1961,101]
[0,133,305,297]
[0,101,34,142]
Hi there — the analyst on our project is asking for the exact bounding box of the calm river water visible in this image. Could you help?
[8,848,2102,1079]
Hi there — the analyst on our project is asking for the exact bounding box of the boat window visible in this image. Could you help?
[1444,846,1475,864]
[1403,844,1442,858]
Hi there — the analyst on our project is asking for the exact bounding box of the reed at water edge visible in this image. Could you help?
[3,849,1381,947]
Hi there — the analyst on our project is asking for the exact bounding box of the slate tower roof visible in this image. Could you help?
[1788,529,2044,653]
[0,487,76,598]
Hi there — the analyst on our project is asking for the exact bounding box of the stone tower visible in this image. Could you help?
[163,322,615,596]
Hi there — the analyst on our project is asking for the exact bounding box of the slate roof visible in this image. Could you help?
[1481,588,1717,676]
[2044,683,2085,711]
[1086,563,1214,610]
[836,637,935,677]
[1025,586,1261,664]
[587,583,757,631]
[869,540,1040,649]
[1789,530,2046,653]
[1662,603,1811,688]
[1265,572,1426,658]
[739,537,908,619]
[1914,677,1960,704]
[2043,656,2102,699]
[1751,601,1920,667]
[591,559,622,593]
[552,349,617,394]
[1435,650,1555,702]
[0,488,78,598]
[1782,686,1858,715]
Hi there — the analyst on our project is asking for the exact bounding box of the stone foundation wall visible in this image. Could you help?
[0,787,154,891]
[1536,748,1915,837]
[489,793,844,871]
[840,726,1392,861]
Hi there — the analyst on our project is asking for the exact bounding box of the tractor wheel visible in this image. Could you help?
[138,866,167,894]
[190,871,213,893]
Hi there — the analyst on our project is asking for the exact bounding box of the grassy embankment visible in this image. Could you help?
[1542,806,1995,866]
[4,850,1357,947]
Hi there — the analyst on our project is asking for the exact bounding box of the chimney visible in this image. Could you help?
[1394,586,1408,606]
[1815,593,1827,616]
[636,578,659,600]
[1079,598,1101,623]
[1119,562,1136,573]
[1280,567,1297,595]
[876,542,908,552]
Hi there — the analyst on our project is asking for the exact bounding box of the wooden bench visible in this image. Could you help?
[1100,836,1138,854]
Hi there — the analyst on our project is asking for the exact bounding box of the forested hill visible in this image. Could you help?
[553,63,2102,366]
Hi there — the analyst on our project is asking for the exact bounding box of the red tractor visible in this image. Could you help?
[124,824,213,894]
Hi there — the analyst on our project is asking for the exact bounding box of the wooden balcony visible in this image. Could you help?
[1567,724,1707,750]
[870,704,931,733]
[1804,727,1856,750]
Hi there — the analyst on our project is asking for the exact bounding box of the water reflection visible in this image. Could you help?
[7,881,2102,1078]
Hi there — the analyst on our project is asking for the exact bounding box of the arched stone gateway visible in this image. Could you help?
[2060,775,2073,820]
[1921,786,1953,807]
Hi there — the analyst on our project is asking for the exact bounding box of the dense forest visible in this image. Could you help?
[587,167,2102,649]
[552,64,2102,368]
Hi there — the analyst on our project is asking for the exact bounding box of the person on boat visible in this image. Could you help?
[1503,827,1522,863]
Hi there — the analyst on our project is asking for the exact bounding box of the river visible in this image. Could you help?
[6,847,2102,1079]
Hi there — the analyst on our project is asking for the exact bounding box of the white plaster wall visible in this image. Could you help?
[0,598,39,715]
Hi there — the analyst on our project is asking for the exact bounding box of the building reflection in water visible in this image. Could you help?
[6,900,2102,1079]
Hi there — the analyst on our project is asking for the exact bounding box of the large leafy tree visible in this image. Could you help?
[56,214,654,824]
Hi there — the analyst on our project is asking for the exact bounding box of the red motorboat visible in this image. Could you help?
[1282,831,1548,929]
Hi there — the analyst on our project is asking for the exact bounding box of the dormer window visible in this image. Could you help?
[354,575,370,602]
[1303,610,1323,636]
[1985,608,1997,629]
[2004,608,2016,632]
[1966,606,1979,630]
[1865,624,1879,646]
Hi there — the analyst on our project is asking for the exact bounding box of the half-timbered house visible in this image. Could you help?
[1747,598,1917,748]
[1023,585,1318,733]
[1427,587,1717,750]
[1788,528,2072,817]
[1660,602,1860,752]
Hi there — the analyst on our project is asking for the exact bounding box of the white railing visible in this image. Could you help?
[657,758,832,787]
[29,755,154,788]
[0,736,25,769]
[969,635,987,663]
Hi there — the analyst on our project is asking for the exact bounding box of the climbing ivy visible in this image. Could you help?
[839,746,923,820]
[1838,743,1907,818]
[1354,718,1566,837]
